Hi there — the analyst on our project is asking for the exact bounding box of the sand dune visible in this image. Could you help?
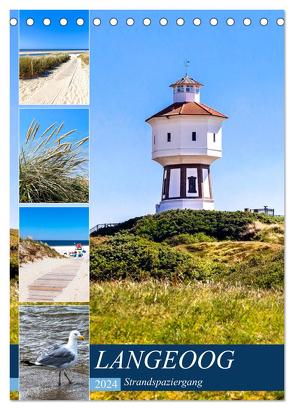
[19,54,89,105]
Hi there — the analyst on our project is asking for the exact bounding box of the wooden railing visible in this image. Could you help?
[90,223,119,235]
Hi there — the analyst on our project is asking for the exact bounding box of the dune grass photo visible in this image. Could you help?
[19,119,89,203]
[19,53,70,80]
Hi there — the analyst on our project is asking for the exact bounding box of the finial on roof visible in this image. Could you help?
[184,59,190,76]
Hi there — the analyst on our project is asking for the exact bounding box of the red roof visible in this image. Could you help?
[170,75,203,88]
[146,102,228,122]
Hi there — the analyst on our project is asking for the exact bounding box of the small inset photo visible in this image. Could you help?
[19,10,89,105]
[20,305,89,401]
[19,207,89,303]
[19,109,89,204]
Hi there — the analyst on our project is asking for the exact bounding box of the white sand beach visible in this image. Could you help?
[19,54,89,105]
[19,246,89,303]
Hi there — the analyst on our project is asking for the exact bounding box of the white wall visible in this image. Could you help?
[168,168,181,198]
[156,198,214,213]
[202,168,211,198]
[149,115,224,166]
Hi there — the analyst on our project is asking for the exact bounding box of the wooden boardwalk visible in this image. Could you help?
[25,258,87,302]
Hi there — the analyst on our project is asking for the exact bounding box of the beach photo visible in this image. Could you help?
[19,10,89,105]
[88,10,284,400]
[19,207,89,302]
[19,305,89,400]
[19,109,89,203]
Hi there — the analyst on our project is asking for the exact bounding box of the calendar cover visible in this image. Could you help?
[10,9,284,400]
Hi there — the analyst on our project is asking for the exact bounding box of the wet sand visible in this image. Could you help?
[20,367,89,401]
[19,54,89,105]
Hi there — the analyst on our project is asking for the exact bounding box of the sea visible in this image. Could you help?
[38,239,89,246]
[19,49,89,57]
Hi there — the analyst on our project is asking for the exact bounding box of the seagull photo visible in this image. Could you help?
[22,330,85,386]
[20,305,89,400]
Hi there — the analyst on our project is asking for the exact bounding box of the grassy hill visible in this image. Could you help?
[90,211,284,400]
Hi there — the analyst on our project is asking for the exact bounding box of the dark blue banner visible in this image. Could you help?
[90,344,284,391]
[10,344,19,379]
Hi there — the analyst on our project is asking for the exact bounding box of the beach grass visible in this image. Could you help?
[10,279,18,344]
[90,390,284,400]
[19,53,70,80]
[78,53,89,65]
[19,120,89,203]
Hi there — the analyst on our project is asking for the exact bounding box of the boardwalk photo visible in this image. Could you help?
[19,207,89,303]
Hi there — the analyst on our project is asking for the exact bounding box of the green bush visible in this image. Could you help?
[91,210,283,242]
[90,233,222,282]
[218,250,284,290]
[165,232,215,246]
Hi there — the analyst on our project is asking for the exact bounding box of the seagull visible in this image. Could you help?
[22,330,85,386]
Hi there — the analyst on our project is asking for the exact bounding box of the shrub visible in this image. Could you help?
[165,232,216,246]
[92,210,283,242]
[218,250,284,290]
[90,233,221,282]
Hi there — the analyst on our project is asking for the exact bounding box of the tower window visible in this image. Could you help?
[188,176,197,193]
[192,132,196,141]
[167,132,171,142]
[153,135,156,144]
[213,133,216,142]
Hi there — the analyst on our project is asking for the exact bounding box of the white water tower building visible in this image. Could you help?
[146,75,228,213]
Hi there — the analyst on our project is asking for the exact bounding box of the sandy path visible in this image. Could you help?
[19,256,89,302]
[19,54,89,105]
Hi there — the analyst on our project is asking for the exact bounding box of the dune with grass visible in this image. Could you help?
[19,53,89,105]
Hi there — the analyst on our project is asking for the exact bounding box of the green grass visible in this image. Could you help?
[19,120,89,203]
[19,53,70,79]
[90,281,284,344]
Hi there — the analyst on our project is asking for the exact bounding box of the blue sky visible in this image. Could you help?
[10,10,284,228]
[19,10,89,50]
[20,109,89,157]
[20,207,89,240]
[89,10,284,224]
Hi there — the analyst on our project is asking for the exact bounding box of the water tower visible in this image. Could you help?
[146,74,228,213]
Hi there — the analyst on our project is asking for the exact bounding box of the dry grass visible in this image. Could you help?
[10,279,18,344]
[19,238,62,265]
[19,53,70,79]
[90,390,284,400]
[177,240,283,265]
[19,120,89,203]
[78,53,89,65]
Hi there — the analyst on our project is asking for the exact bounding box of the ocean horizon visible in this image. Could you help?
[37,239,89,246]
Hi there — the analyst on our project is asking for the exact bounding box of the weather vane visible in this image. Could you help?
[184,59,190,76]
